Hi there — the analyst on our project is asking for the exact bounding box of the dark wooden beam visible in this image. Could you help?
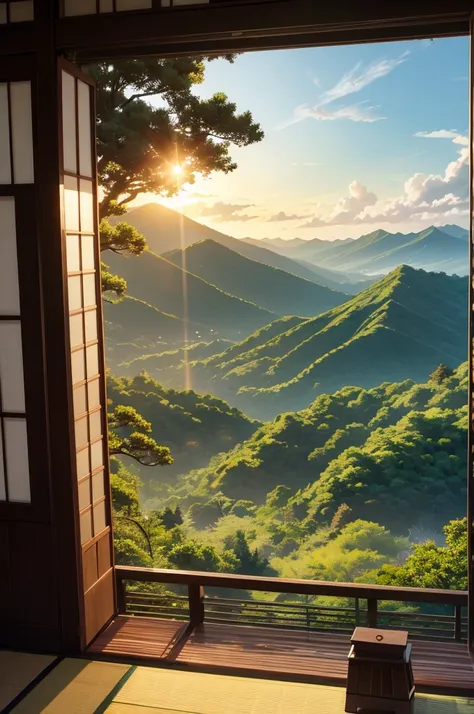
[71,20,468,62]
[56,0,471,60]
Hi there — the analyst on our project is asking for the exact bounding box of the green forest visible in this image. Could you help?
[92,57,469,607]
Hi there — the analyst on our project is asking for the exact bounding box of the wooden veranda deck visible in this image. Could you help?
[88,615,474,697]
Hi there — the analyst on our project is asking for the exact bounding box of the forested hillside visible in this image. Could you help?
[156,266,467,419]
[107,374,259,491]
[112,363,467,586]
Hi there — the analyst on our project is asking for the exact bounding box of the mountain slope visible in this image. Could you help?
[116,203,369,292]
[104,249,276,341]
[164,239,348,317]
[161,266,467,419]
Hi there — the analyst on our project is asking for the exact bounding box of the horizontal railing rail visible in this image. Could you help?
[115,566,468,642]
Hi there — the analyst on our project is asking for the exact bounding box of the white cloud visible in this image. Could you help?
[185,201,258,223]
[268,211,310,222]
[302,181,377,228]
[414,130,464,141]
[277,102,383,129]
[318,54,408,106]
[278,53,407,129]
[299,133,468,228]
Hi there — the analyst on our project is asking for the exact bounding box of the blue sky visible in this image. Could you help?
[150,37,469,240]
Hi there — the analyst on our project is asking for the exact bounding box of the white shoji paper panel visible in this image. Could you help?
[64,175,80,231]
[66,235,81,273]
[87,379,100,410]
[0,197,20,315]
[10,82,34,184]
[81,234,95,270]
[73,383,87,417]
[80,509,92,544]
[84,310,98,342]
[77,447,90,480]
[92,470,105,501]
[10,1,34,22]
[93,500,106,535]
[71,349,86,385]
[78,477,91,511]
[89,409,102,441]
[69,313,84,349]
[4,418,30,502]
[116,0,152,9]
[78,81,93,178]
[79,179,94,232]
[68,275,83,312]
[0,85,11,184]
[100,0,114,11]
[62,71,77,174]
[75,415,88,449]
[83,274,97,308]
[90,438,103,471]
[64,0,97,15]
[0,321,25,413]
[86,344,99,378]
[0,422,5,500]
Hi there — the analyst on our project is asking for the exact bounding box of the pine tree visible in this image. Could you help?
[429,363,453,385]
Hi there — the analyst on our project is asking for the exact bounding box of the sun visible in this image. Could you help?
[173,165,183,175]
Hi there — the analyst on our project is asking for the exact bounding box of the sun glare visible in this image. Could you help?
[173,165,183,175]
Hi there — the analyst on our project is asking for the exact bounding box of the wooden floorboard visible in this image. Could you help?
[87,616,474,696]
[88,616,186,660]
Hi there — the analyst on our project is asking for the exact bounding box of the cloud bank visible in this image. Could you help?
[300,132,468,227]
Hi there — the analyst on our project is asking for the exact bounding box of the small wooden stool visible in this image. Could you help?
[345,627,415,714]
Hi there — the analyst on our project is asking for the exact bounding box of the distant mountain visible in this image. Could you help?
[243,237,308,249]
[116,203,371,294]
[164,239,347,317]
[104,249,276,341]
[296,225,468,275]
[364,227,467,274]
[162,266,467,419]
[439,224,469,241]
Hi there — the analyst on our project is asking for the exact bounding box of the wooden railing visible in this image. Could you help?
[116,566,468,642]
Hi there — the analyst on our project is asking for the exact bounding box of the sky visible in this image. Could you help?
[137,37,470,241]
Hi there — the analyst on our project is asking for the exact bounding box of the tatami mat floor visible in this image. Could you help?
[0,651,56,712]
[3,655,474,713]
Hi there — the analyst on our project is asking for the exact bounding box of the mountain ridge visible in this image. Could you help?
[163,238,348,317]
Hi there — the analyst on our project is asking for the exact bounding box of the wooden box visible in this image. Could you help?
[345,628,415,714]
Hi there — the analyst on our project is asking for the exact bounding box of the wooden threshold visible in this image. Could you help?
[87,616,474,697]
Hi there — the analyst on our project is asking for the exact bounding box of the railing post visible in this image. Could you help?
[355,598,360,626]
[454,604,462,641]
[117,578,127,614]
[188,583,205,626]
[367,598,378,628]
